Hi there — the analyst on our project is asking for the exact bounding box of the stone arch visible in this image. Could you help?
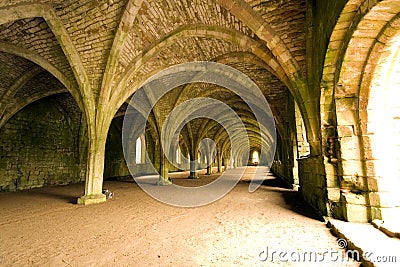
[110,24,306,117]
[99,0,144,103]
[320,0,373,221]
[0,43,82,110]
[215,0,302,81]
[325,0,400,222]
[99,26,290,184]
[0,4,106,204]
[0,4,94,120]
[0,88,68,129]
[357,17,400,223]
[112,25,284,103]
[104,25,311,163]
[171,51,287,136]
[214,0,321,151]
[120,61,276,186]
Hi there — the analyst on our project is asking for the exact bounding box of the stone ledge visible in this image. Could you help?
[327,218,400,267]
[77,194,106,205]
[372,220,400,239]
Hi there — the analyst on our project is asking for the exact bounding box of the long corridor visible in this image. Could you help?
[0,168,358,266]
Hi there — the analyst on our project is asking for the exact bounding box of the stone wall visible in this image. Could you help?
[271,160,292,187]
[307,0,347,95]
[104,119,164,179]
[271,135,294,188]
[298,156,327,216]
[104,118,130,179]
[0,97,82,191]
[271,93,297,188]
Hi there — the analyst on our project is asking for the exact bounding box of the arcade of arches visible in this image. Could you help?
[0,0,399,227]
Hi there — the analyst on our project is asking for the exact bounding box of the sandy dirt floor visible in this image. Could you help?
[0,167,359,266]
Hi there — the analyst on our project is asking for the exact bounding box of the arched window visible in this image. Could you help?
[135,137,141,164]
[176,148,181,164]
[252,150,259,164]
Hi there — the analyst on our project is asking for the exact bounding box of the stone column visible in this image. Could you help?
[188,151,199,179]
[157,145,171,185]
[237,156,242,167]
[217,154,223,173]
[77,130,107,205]
[206,152,212,175]
[189,158,199,179]
[224,157,229,170]
[230,157,235,169]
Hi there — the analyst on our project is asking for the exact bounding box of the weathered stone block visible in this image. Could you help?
[341,159,363,177]
[342,191,366,205]
[340,136,361,160]
[366,176,379,191]
[337,125,355,137]
[327,187,341,201]
[326,173,340,188]
[345,203,368,222]
[336,107,358,126]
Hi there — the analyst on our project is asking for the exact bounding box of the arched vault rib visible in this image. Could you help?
[0,42,81,109]
[0,3,95,131]
[194,110,273,149]
[173,51,288,109]
[218,129,269,161]
[338,12,400,99]
[100,0,144,102]
[0,88,68,129]
[215,0,316,149]
[179,83,285,136]
[111,24,286,109]
[198,103,284,144]
[0,66,43,108]
[192,96,282,143]
[109,24,312,150]
[215,0,302,82]
[0,65,44,128]
[325,1,400,222]
[214,51,281,79]
[214,122,272,149]
[320,0,386,130]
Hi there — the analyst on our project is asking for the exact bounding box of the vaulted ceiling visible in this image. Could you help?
[0,0,307,157]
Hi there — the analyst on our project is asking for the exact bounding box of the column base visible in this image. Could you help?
[156,177,172,186]
[188,172,199,179]
[77,194,106,205]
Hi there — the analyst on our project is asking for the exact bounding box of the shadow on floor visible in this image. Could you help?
[281,190,323,221]
[261,177,292,189]
[247,176,323,221]
[26,190,78,204]
[105,175,135,182]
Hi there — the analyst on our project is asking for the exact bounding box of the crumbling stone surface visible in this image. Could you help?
[0,97,83,191]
